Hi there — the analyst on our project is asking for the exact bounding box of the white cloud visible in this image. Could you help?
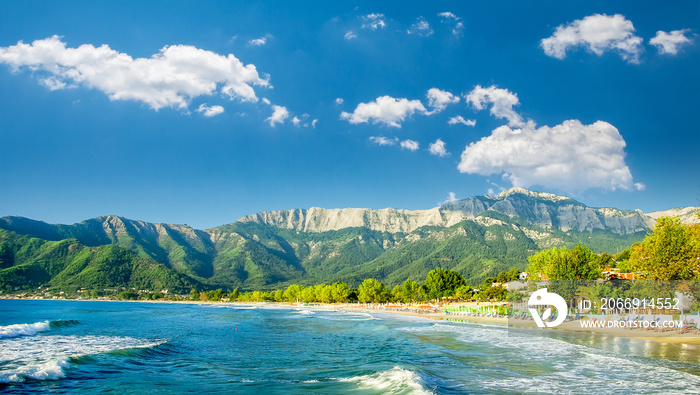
[266,105,289,127]
[452,22,465,36]
[369,136,398,146]
[292,116,301,127]
[340,95,427,128]
[362,13,387,30]
[335,97,344,104]
[248,34,272,47]
[344,31,357,40]
[540,14,643,63]
[400,139,419,151]
[448,115,476,126]
[438,12,464,36]
[196,104,224,117]
[39,76,71,91]
[429,139,449,157]
[649,29,693,55]
[466,85,526,128]
[634,182,646,191]
[458,120,636,192]
[0,36,269,110]
[311,119,318,128]
[437,12,460,21]
[442,192,458,204]
[261,97,271,105]
[407,17,433,37]
[426,88,459,113]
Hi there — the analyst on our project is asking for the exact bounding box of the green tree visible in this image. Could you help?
[390,284,402,302]
[118,290,138,300]
[210,288,224,301]
[330,282,351,303]
[400,279,422,303]
[505,268,521,281]
[495,271,507,283]
[423,268,466,300]
[527,243,602,281]
[315,284,333,303]
[629,216,700,280]
[300,286,316,303]
[283,284,304,302]
[358,278,389,303]
[190,289,200,301]
[454,284,473,300]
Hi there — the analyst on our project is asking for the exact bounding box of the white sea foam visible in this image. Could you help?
[294,309,315,315]
[339,366,434,394]
[0,335,166,383]
[0,321,52,339]
[316,311,378,321]
[398,322,700,393]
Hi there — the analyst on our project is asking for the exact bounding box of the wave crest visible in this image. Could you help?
[340,366,434,394]
[0,335,167,383]
[0,321,51,340]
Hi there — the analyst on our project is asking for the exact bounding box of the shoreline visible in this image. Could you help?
[3,298,699,346]
[311,303,700,347]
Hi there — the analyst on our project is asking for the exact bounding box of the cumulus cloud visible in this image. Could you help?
[400,139,419,151]
[0,36,269,110]
[540,14,644,63]
[292,116,301,127]
[458,120,636,192]
[344,31,357,40]
[407,17,433,37]
[311,119,318,128]
[649,29,693,55]
[466,85,526,128]
[362,13,387,30]
[369,136,398,146]
[426,88,459,113]
[261,97,271,105]
[442,192,458,204]
[448,115,476,126]
[248,34,272,46]
[429,139,449,157]
[196,104,225,117]
[266,105,289,127]
[438,11,464,36]
[335,97,344,104]
[340,95,427,128]
[437,12,460,20]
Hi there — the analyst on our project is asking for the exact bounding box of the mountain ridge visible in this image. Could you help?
[0,188,697,292]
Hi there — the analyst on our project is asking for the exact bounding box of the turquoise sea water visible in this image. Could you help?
[1,300,700,394]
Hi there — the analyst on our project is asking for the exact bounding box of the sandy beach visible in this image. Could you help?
[322,302,700,347]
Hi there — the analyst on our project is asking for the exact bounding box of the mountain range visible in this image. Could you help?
[1,188,697,293]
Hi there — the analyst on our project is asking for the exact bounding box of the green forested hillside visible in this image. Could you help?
[0,189,658,293]
[0,229,199,293]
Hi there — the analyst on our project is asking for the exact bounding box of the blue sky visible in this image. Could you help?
[0,1,698,229]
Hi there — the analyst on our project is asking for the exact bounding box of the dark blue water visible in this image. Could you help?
[1,300,699,394]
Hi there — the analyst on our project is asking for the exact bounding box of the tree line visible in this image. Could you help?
[186,267,523,304]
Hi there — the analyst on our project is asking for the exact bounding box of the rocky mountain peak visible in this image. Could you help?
[497,187,573,202]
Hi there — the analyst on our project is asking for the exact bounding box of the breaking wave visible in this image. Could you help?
[339,366,434,394]
[0,320,82,340]
[0,334,167,383]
